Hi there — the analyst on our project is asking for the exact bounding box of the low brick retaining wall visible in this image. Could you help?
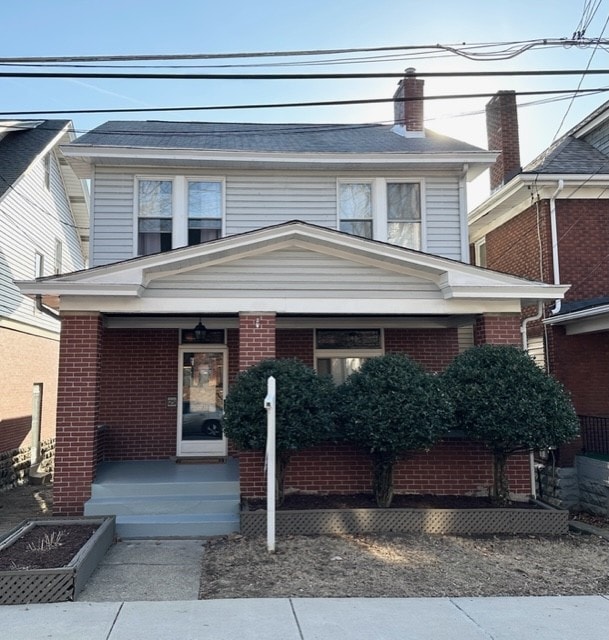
[241,507,568,536]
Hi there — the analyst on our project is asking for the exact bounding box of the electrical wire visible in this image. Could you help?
[1,87,607,118]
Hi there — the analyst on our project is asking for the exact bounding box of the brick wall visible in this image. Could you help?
[384,328,459,371]
[238,441,531,498]
[474,314,521,345]
[276,329,314,367]
[0,327,58,455]
[100,329,179,459]
[238,313,276,371]
[555,199,609,302]
[53,314,102,515]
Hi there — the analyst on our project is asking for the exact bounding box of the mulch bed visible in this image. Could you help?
[246,493,540,511]
[0,524,98,571]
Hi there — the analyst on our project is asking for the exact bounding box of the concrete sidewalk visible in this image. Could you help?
[0,596,607,639]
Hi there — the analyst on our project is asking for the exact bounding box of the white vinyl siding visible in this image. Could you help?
[0,152,85,332]
[527,335,546,370]
[91,168,135,266]
[425,176,462,261]
[225,175,336,235]
[90,169,465,265]
[146,249,441,300]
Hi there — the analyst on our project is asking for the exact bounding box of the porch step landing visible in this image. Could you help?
[84,459,240,538]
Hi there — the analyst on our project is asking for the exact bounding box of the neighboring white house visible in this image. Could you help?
[0,119,88,488]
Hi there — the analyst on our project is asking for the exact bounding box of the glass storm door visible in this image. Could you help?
[179,348,227,456]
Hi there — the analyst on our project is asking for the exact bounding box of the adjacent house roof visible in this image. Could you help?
[63,120,497,180]
[469,98,609,240]
[0,119,90,258]
[18,221,567,318]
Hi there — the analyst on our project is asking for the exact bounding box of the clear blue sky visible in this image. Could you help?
[2,0,608,204]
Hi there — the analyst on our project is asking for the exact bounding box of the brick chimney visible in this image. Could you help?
[393,68,424,137]
[486,90,521,191]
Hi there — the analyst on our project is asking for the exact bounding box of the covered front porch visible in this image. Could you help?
[19,222,568,529]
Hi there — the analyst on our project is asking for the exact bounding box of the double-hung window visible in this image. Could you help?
[338,179,423,250]
[188,180,222,246]
[387,182,421,250]
[338,183,373,239]
[136,177,224,256]
[138,179,173,255]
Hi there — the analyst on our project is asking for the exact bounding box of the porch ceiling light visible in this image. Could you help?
[193,318,207,343]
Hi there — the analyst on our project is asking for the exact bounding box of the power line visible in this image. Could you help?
[2,87,607,117]
[0,38,606,64]
[0,69,607,80]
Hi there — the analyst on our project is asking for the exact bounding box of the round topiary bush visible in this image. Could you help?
[223,358,335,504]
[442,344,579,503]
[336,353,453,507]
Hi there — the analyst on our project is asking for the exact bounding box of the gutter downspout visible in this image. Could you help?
[36,295,60,322]
[549,179,565,314]
[521,300,544,500]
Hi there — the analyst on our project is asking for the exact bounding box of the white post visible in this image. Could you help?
[264,376,276,553]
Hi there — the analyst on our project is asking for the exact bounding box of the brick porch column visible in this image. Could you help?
[474,313,521,346]
[238,312,276,371]
[53,313,103,515]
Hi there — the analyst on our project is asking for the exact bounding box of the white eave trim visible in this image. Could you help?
[545,304,609,326]
[62,144,497,168]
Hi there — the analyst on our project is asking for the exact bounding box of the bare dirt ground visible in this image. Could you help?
[2,485,608,600]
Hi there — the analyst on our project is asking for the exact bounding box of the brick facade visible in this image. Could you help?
[238,442,531,499]
[0,327,58,457]
[99,329,179,460]
[238,313,276,371]
[53,319,536,513]
[473,314,521,345]
[53,314,102,515]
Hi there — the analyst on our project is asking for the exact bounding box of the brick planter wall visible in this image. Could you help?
[236,441,531,499]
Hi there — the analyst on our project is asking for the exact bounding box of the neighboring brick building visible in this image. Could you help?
[0,121,88,490]
[19,73,566,535]
[469,92,609,504]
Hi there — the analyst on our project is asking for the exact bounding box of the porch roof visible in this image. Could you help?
[18,221,568,316]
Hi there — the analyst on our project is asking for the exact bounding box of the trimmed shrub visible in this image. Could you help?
[443,344,579,502]
[336,354,453,507]
[223,358,334,504]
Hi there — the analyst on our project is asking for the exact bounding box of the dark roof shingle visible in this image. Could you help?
[72,120,487,155]
[0,120,70,200]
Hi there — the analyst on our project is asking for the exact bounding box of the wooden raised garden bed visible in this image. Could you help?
[0,516,115,605]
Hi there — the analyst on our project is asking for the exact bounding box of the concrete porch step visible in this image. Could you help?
[84,494,240,517]
[114,513,240,538]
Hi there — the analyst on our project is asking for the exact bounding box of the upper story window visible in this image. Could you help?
[387,182,421,250]
[136,177,224,256]
[338,183,372,239]
[188,181,222,246]
[338,179,423,250]
[138,179,173,255]
[34,252,45,278]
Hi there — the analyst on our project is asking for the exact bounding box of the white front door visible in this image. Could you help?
[178,347,228,456]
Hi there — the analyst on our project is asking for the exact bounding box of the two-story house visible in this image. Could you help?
[19,72,566,537]
[469,91,609,511]
[0,120,88,489]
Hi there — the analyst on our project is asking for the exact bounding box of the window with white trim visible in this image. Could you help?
[138,179,173,255]
[338,179,422,250]
[136,177,224,256]
[187,180,222,246]
[315,329,383,384]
